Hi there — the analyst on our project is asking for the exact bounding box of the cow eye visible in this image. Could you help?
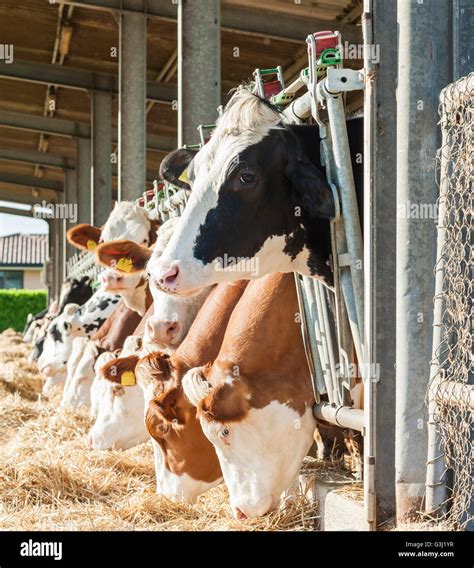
[220,427,230,439]
[239,172,256,185]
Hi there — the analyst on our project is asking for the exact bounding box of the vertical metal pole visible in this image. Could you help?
[396,0,452,523]
[118,2,146,202]
[363,0,398,528]
[91,80,113,226]
[65,168,77,261]
[453,0,474,80]
[178,0,221,146]
[76,137,92,224]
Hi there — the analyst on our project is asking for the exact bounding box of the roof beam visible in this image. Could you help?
[0,60,177,104]
[0,146,75,170]
[0,173,63,192]
[0,187,60,206]
[0,147,157,181]
[0,110,176,151]
[0,205,35,218]
[59,0,361,44]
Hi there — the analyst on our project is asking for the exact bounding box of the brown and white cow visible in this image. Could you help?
[95,217,213,353]
[101,280,248,501]
[60,300,142,410]
[183,272,317,519]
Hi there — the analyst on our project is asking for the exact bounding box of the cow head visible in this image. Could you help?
[38,303,81,393]
[183,364,316,519]
[61,337,98,410]
[134,352,222,502]
[147,89,334,297]
[95,218,213,350]
[67,201,158,252]
[88,336,148,450]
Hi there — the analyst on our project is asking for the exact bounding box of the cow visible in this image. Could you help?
[140,89,340,296]
[66,201,160,253]
[61,336,98,410]
[149,93,363,295]
[95,217,213,353]
[88,334,148,450]
[183,272,317,519]
[37,289,120,394]
[28,277,94,360]
[60,300,142,410]
[101,280,248,501]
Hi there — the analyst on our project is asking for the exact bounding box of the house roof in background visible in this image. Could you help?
[0,233,48,267]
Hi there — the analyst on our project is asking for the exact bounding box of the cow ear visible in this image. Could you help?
[148,388,182,425]
[288,157,335,220]
[201,382,249,422]
[95,240,151,274]
[159,148,197,190]
[101,354,139,385]
[67,224,102,251]
[62,303,80,322]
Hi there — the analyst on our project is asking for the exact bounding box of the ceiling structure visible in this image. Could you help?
[0,0,363,212]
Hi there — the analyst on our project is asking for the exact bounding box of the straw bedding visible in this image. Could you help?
[0,329,322,531]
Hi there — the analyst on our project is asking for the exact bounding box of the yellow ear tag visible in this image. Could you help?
[178,168,189,184]
[121,371,136,386]
[87,240,97,251]
[115,257,133,273]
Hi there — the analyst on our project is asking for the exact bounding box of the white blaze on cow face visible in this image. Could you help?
[61,338,98,410]
[90,351,117,419]
[199,401,315,519]
[145,285,212,352]
[148,92,284,296]
[101,201,152,245]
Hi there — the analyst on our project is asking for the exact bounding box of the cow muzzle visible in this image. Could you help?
[146,319,181,346]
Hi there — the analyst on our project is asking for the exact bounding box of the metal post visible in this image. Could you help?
[453,0,474,80]
[118,3,146,202]
[91,79,112,226]
[178,0,221,146]
[363,0,398,527]
[65,168,77,260]
[76,137,92,224]
[396,0,452,523]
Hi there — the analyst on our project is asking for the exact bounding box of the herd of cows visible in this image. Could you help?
[22,89,361,521]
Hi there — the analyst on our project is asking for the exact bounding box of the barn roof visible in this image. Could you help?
[0,233,48,267]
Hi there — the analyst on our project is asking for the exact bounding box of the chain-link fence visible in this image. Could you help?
[426,73,473,530]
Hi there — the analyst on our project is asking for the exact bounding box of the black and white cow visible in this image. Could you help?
[147,89,359,296]
[28,277,94,361]
[37,289,120,393]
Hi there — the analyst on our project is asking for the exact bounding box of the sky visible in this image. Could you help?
[0,202,49,236]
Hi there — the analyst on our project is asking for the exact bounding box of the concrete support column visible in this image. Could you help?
[118,2,147,202]
[396,0,452,522]
[363,0,398,527]
[76,137,92,224]
[178,0,221,146]
[65,168,77,261]
[91,80,113,226]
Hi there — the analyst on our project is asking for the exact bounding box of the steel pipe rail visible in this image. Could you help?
[313,402,365,432]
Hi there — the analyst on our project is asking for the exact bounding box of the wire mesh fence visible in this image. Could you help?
[427,72,473,530]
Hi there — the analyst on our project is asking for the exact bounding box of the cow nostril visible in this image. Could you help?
[235,508,248,521]
[166,322,180,339]
[158,266,179,288]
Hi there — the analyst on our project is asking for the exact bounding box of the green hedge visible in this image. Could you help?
[0,290,48,332]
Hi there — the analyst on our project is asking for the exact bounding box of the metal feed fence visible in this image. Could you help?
[426,73,473,530]
[66,183,190,282]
